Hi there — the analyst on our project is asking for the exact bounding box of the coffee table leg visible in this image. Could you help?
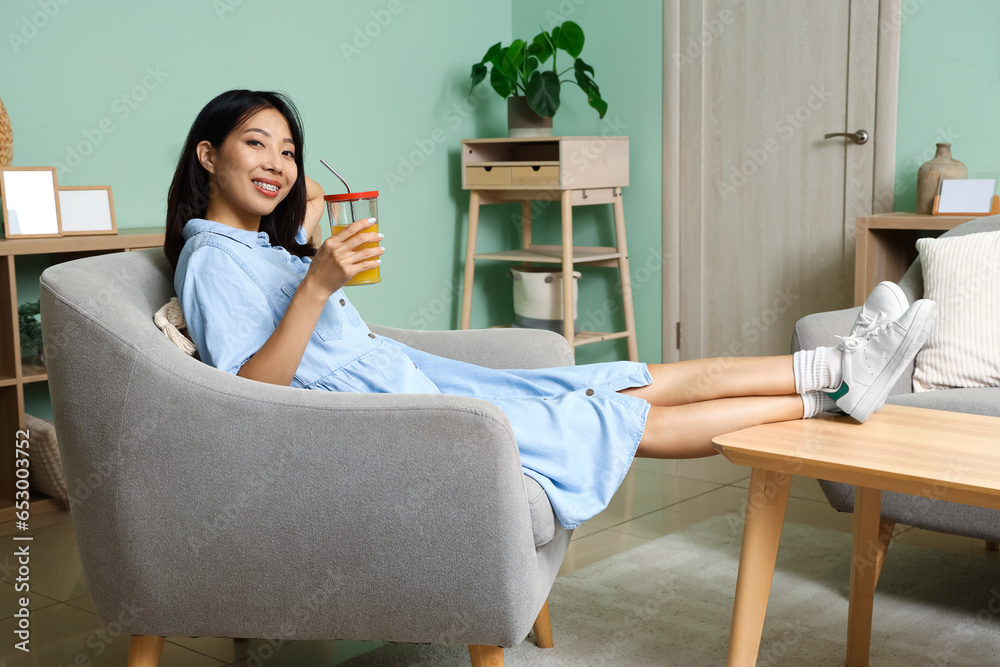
[847,486,883,667]
[727,467,791,666]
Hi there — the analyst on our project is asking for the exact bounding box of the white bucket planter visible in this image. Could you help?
[511,266,581,334]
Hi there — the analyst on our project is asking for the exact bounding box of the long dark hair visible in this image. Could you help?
[164,89,316,271]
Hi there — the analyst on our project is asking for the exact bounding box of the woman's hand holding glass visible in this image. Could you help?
[302,217,384,300]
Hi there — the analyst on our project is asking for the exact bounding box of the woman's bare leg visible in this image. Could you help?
[634,395,804,459]
[619,356,797,407]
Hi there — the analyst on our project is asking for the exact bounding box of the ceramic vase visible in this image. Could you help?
[507,96,553,138]
[0,96,11,167]
[916,143,966,214]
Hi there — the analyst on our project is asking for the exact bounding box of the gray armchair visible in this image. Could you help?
[40,248,573,667]
[792,216,1000,546]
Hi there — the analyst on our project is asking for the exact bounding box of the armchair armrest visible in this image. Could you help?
[367,323,574,370]
[52,341,543,646]
[791,306,859,353]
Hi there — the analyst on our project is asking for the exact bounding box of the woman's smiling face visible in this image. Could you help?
[198,106,298,229]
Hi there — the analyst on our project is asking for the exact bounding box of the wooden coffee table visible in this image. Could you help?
[712,404,1000,667]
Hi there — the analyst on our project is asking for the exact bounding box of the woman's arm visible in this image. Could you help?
[236,278,328,386]
[302,175,324,243]
[236,216,384,386]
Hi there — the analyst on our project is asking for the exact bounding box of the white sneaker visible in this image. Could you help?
[827,299,937,423]
[851,281,908,337]
[824,282,909,416]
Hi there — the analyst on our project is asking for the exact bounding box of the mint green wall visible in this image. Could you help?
[894,1,1000,211]
[2,0,511,417]
[5,1,662,421]
[510,0,664,364]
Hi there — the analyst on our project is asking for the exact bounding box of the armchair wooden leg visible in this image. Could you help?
[127,636,164,667]
[987,541,999,552]
[468,644,504,666]
[532,599,554,648]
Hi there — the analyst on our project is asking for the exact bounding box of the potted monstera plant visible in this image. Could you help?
[469,21,607,136]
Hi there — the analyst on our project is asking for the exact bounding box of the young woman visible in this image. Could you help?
[165,89,937,530]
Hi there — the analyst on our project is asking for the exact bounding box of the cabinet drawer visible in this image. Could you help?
[465,166,511,186]
[512,165,559,187]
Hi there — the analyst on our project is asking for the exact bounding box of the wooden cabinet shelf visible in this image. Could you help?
[574,330,632,346]
[466,160,561,166]
[490,326,631,347]
[461,136,636,360]
[0,227,165,521]
[474,246,623,265]
[854,213,973,305]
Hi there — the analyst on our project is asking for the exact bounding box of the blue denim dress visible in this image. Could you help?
[174,219,651,529]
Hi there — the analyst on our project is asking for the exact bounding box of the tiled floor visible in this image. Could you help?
[2,454,995,666]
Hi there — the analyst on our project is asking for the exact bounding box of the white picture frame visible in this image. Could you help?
[57,186,117,235]
[0,167,62,238]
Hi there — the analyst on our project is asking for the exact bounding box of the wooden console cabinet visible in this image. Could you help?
[1,228,165,520]
[460,136,637,360]
[854,213,975,306]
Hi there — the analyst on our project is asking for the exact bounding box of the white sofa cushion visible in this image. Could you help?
[913,230,1000,392]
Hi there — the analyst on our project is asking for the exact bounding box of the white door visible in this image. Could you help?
[662,0,900,360]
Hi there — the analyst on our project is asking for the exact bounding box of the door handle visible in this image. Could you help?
[823,129,869,145]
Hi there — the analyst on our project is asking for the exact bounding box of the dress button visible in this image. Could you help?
[368,333,376,339]
[585,388,595,396]
[339,298,346,306]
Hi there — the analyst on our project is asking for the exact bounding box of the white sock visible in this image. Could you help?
[792,346,843,393]
[800,391,838,418]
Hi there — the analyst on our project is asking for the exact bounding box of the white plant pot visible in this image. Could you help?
[507,96,553,138]
[511,267,581,334]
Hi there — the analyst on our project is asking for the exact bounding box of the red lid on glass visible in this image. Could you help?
[324,190,379,202]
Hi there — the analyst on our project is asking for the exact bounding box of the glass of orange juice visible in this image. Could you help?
[324,190,380,286]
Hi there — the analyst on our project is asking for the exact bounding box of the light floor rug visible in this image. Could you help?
[341,515,1000,666]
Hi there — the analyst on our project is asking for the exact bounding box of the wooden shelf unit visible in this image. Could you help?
[0,227,165,521]
[854,213,975,306]
[460,136,637,360]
